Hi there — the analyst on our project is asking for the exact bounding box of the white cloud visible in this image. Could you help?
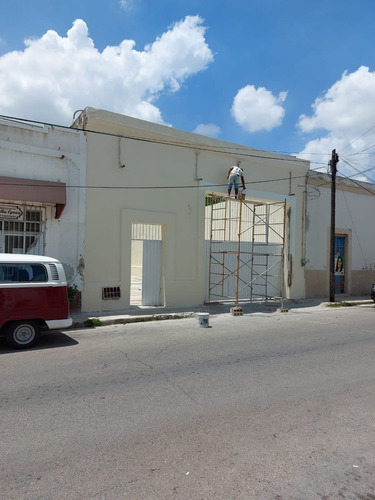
[231,85,287,133]
[193,123,221,137]
[119,0,133,10]
[298,66,375,180]
[0,16,213,125]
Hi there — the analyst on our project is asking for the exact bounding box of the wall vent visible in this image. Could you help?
[102,287,121,300]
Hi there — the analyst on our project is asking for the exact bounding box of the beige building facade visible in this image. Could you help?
[2,109,373,312]
[73,108,310,312]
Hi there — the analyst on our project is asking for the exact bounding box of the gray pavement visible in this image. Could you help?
[70,296,374,329]
[4,302,375,499]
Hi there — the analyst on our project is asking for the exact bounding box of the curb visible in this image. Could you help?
[71,311,197,329]
[70,298,374,329]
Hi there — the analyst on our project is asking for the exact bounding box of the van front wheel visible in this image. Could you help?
[5,321,41,349]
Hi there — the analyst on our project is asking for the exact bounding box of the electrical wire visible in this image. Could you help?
[339,156,375,184]
[345,143,375,157]
[336,168,375,197]
[339,124,375,153]
[341,189,368,268]
[0,175,308,190]
[0,113,307,164]
[340,158,375,180]
[7,111,375,189]
[3,112,375,178]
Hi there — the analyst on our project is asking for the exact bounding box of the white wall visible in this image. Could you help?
[77,108,309,311]
[306,173,375,296]
[306,175,375,271]
[0,117,86,288]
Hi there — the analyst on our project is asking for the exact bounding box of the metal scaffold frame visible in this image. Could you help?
[205,193,287,306]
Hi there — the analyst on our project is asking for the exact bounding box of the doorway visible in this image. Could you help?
[334,235,346,294]
[130,223,163,306]
[205,193,287,303]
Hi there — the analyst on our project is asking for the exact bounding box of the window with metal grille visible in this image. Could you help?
[0,206,45,254]
[102,287,121,300]
[132,223,162,241]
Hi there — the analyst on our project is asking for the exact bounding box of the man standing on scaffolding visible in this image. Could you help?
[227,165,246,198]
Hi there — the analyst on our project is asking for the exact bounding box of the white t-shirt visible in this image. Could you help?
[230,166,243,176]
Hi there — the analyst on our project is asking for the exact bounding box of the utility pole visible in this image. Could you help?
[329,149,339,302]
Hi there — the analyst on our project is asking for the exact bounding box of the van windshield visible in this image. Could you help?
[0,264,48,282]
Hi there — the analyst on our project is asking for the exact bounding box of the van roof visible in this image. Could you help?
[0,253,60,264]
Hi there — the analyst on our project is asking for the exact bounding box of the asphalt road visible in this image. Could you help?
[1,305,375,500]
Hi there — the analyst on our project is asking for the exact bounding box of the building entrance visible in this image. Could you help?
[205,194,287,305]
[130,223,163,306]
[334,235,346,294]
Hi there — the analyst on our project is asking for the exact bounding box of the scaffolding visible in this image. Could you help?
[205,193,287,306]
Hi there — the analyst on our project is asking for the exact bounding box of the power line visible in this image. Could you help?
[338,157,375,185]
[12,111,375,184]
[341,189,368,268]
[309,161,331,169]
[0,112,308,164]
[4,112,375,180]
[308,165,375,195]
[339,123,375,153]
[345,143,375,157]
[336,168,375,197]
[0,111,312,190]
[0,175,308,190]
[340,152,375,168]
[339,157,375,183]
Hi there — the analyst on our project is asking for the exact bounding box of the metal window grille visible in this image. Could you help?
[0,205,45,254]
[132,223,162,240]
[102,287,121,300]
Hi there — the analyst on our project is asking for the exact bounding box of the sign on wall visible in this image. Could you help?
[0,205,23,220]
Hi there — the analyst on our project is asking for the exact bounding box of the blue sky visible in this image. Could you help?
[1,0,375,178]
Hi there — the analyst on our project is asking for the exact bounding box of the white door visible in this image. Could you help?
[142,240,162,306]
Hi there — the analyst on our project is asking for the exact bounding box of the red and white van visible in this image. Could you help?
[0,254,72,349]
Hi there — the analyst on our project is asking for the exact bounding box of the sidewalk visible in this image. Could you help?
[70,296,373,329]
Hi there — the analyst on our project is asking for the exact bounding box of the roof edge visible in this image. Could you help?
[72,107,310,169]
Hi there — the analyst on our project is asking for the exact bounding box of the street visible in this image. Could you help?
[1,305,375,499]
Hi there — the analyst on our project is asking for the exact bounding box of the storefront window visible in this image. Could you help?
[0,205,45,254]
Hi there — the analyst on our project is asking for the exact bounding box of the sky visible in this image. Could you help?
[0,0,375,180]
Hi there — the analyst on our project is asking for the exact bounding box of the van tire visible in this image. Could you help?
[5,321,41,349]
